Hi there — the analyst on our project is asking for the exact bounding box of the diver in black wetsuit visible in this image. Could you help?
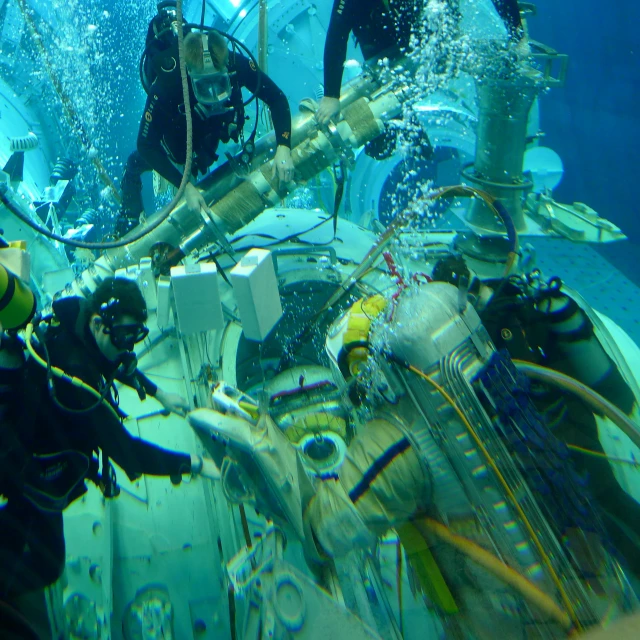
[432,257,640,577]
[492,0,524,39]
[0,278,216,625]
[316,0,423,127]
[118,29,293,236]
[316,0,523,127]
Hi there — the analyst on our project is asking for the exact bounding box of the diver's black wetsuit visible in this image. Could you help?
[323,0,423,100]
[492,0,523,38]
[120,48,291,222]
[323,0,523,100]
[0,297,191,598]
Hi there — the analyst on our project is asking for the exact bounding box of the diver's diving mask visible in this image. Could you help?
[104,323,149,352]
[190,34,232,118]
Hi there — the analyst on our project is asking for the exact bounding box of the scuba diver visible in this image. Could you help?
[118,3,294,236]
[316,0,425,127]
[431,255,640,576]
[0,277,218,635]
[316,0,523,157]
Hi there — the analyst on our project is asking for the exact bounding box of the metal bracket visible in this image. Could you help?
[529,40,569,87]
[525,192,626,243]
[230,526,383,640]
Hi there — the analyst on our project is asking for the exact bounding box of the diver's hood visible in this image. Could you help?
[50,296,115,372]
[51,296,89,342]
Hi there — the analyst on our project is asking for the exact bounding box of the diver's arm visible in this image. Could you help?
[92,404,192,476]
[237,55,292,148]
[115,367,158,398]
[491,0,523,38]
[44,353,188,473]
[115,368,189,416]
[136,94,185,188]
[323,0,354,100]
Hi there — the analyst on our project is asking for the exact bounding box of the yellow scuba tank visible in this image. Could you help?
[0,251,36,331]
[326,294,388,379]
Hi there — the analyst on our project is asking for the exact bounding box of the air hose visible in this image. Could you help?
[513,360,640,450]
[414,517,572,631]
[25,323,121,422]
[1,0,194,252]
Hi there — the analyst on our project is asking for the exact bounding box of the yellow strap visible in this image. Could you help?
[397,522,459,614]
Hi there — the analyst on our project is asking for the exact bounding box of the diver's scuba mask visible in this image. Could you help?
[190,34,232,118]
[99,298,149,352]
[104,323,149,352]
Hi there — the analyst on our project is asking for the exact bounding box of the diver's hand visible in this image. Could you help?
[190,454,221,480]
[155,388,190,417]
[183,182,207,215]
[271,145,294,183]
[316,97,341,126]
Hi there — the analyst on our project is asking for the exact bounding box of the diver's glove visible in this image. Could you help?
[170,454,220,486]
[155,388,190,417]
[190,454,221,481]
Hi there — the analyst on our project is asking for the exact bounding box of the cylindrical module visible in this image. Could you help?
[465,69,541,232]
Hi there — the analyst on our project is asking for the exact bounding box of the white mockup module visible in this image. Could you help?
[170,263,224,335]
[230,248,283,341]
[156,275,174,330]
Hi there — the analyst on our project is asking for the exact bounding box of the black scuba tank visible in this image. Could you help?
[140,2,189,94]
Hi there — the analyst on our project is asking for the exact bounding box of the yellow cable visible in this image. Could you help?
[567,445,640,469]
[26,324,122,422]
[414,517,572,630]
[407,364,580,632]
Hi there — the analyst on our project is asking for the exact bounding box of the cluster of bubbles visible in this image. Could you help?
[374,0,530,236]
[25,1,156,213]
[374,1,470,231]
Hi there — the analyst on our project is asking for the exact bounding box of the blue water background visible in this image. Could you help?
[531,2,640,283]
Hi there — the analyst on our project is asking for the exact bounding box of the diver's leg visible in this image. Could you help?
[0,500,66,639]
[118,150,152,237]
[558,415,640,576]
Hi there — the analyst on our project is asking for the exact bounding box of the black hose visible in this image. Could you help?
[492,199,517,254]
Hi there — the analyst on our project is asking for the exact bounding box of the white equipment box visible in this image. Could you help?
[170,263,224,335]
[156,275,174,330]
[230,248,282,342]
